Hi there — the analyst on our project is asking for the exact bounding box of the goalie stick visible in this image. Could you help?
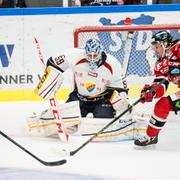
[34,37,69,142]
[0,131,66,166]
[58,78,166,157]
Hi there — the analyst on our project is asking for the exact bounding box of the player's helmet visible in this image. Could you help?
[85,39,103,70]
[151,31,173,58]
[151,31,173,46]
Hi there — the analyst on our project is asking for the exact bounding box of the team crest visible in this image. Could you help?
[85,82,96,92]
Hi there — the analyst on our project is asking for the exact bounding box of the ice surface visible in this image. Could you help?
[0,101,180,180]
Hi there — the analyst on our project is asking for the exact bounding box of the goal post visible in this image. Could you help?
[73,24,180,116]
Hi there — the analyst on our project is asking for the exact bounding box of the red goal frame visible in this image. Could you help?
[74,24,180,47]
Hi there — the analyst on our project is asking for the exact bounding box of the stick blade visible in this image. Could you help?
[41,159,67,166]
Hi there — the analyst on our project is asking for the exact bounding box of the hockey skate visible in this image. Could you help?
[134,135,158,147]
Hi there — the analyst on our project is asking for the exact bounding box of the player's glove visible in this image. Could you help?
[140,84,155,103]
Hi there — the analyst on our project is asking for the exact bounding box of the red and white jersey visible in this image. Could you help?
[152,40,180,98]
[51,48,124,97]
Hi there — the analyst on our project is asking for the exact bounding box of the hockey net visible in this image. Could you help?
[74,25,180,118]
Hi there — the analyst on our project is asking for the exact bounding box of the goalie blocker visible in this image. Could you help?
[35,57,66,99]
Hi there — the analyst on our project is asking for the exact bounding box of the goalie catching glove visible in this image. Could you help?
[109,90,132,119]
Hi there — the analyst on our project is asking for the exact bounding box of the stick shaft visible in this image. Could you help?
[34,37,69,142]
[0,131,66,166]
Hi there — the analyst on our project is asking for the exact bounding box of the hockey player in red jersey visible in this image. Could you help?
[134,31,180,147]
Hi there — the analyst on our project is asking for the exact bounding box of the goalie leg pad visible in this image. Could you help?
[78,118,136,142]
[27,116,57,137]
[58,101,81,130]
[27,101,81,137]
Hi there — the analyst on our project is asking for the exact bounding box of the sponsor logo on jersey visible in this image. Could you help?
[166,51,173,58]
[0,44,14,67]
[88,71,98,78]
[101,78,109,83]
[168,61,180,66]
[75,71,83,77]
[85,82,96,92]
[155,59,168,74]
[80,82,84,87]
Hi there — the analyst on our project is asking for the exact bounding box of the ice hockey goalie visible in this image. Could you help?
[28,38,146,142]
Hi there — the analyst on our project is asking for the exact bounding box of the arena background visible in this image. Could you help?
[0,4,180,101]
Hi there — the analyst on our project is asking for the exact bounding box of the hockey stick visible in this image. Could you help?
[59,78,166,156]
[34,37,69,142]
[0,131,66,166]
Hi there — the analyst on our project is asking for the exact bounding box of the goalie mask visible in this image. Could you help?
[151,31,173,58]
[85,39,103,70]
